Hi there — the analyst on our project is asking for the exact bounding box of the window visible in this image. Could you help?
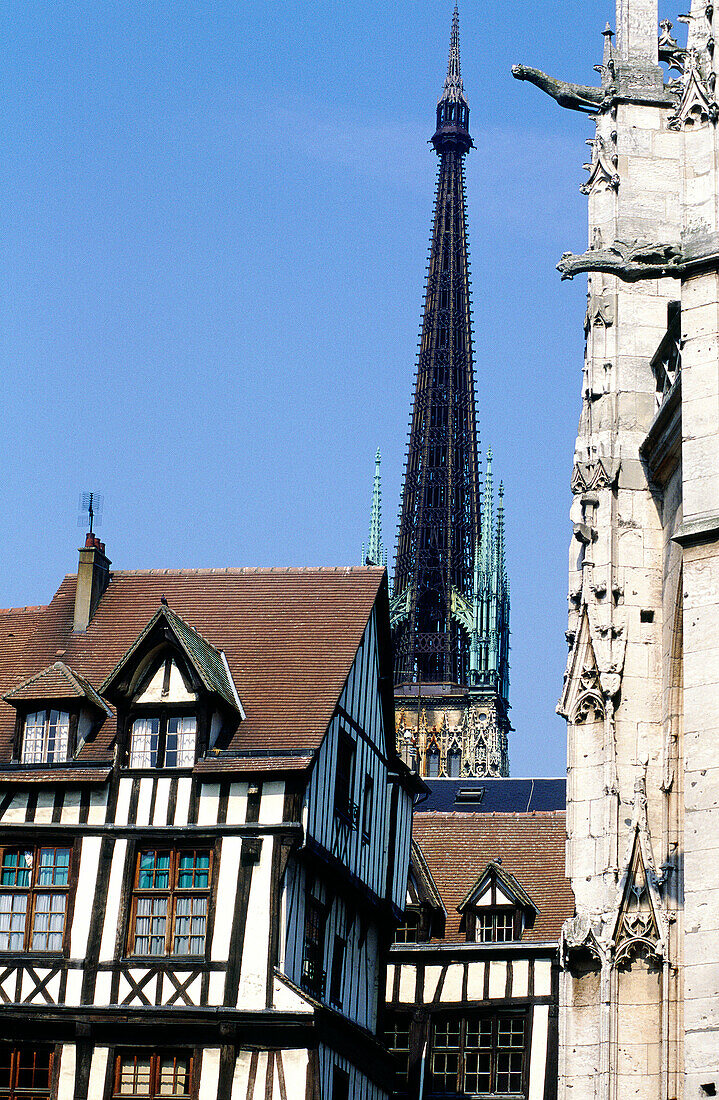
[0,846,71,952]
[128,849,211,957]
[361,774,373,841]
[430,1014,526,1096]
[0,1047,54,1100]
[426,748,440,778]
[329,934,345,1008]
[112,1052,192,1099]
[394,909,420,944]
[331,1066,349,1100]
[301,895,326,997]
[447,749,461,777]
[384,1015,411,1091]
[21,710,70,764]
[477,910,517,943]
[334,730,356,824]
[128,715,196,768]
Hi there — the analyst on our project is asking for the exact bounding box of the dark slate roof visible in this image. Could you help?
[0,567,388,769]
[413,811,574,944]
[417,778,566,814]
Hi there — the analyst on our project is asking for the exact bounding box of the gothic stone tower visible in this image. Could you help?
[516,1,719,1096]
[391,6,511,780]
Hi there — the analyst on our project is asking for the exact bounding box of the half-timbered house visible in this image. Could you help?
[384,781,573,1100]
[0,540,420,1100]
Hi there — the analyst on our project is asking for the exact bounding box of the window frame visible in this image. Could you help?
[0,842,77,955]
[475,908,520,944]
[334,728,357,827]
[329,932,345,1008]
[126,846,214,960]
[0,1045,56,1100]
[300,893,327,998]
[384,1013,411,1092]
[110,1051,194,1100]
[125,709,198,770]
[361,772,373,843]
[16,707,75,765]
[429,1011,528,1097]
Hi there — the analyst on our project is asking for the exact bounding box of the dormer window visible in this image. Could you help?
[457,861,537,945]
[477,909,517,943]
[21,710,70,764]
[129,715,197,769]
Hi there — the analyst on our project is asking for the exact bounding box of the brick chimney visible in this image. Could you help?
[73,534,111,632]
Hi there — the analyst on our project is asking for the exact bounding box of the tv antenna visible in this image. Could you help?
[78,491,104,535]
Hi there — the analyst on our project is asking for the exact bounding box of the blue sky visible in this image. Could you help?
[1,1,630,775]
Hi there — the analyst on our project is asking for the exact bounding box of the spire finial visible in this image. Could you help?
[438,3,467,107]
[364,448,386,567]
[480,449,494,574]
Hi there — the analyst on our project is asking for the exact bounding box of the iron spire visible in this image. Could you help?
[364,448,386,567]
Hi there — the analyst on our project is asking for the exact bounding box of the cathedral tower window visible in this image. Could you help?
[0,844,73,952]
[111,1052,193,1099]
[20,709,70,764]
[0,1047,54,1100]
[127,848,212,958]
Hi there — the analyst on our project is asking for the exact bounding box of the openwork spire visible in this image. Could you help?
[440,4,465,104]
[363,448,386,567]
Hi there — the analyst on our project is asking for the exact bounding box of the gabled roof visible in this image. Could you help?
[0,567,389,769]
[456,860,538,915]
[4,661,112,717]
[100,603,243,715]
[408,840,446,915]
[413,811,574,944]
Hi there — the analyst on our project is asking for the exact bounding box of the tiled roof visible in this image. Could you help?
[5,661,113,716]
[419,778,566,813]
[0,567,387,767]
[412,811,574,943]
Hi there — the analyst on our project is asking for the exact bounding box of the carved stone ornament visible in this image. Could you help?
[610,768,668,965]
[668,48,718,129]
[511,65,607,113]
[584,281,615,332]
[581,134,620,195]
[573,661,605,724]
[571,457,618,494]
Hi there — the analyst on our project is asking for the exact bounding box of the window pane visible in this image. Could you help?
[31,893,67,951]
[130,718,160,768]
[15,1048,52,1092]
[46,711,69,763]
[173,896,207,955]
[118,1055,152,1096]
[37,848,70,887]
[0,893,28,950]
[1,850,32,888]
[133,897,168,955]
[158,1056,191,1097]
[138,852,170,890]
[165,718,196,768]
[176,852,209,890]
[21,713,45,764]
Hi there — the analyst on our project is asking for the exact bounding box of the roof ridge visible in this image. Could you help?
[0,605,46,614]
[104,566,385,576]
[415,809,566,819]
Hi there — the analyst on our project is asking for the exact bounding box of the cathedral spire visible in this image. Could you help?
[363,448,386,567]
[433,5,473,155]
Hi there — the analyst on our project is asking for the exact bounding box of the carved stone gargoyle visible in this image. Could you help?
[511,65,606,112]
[558,239,683,282]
